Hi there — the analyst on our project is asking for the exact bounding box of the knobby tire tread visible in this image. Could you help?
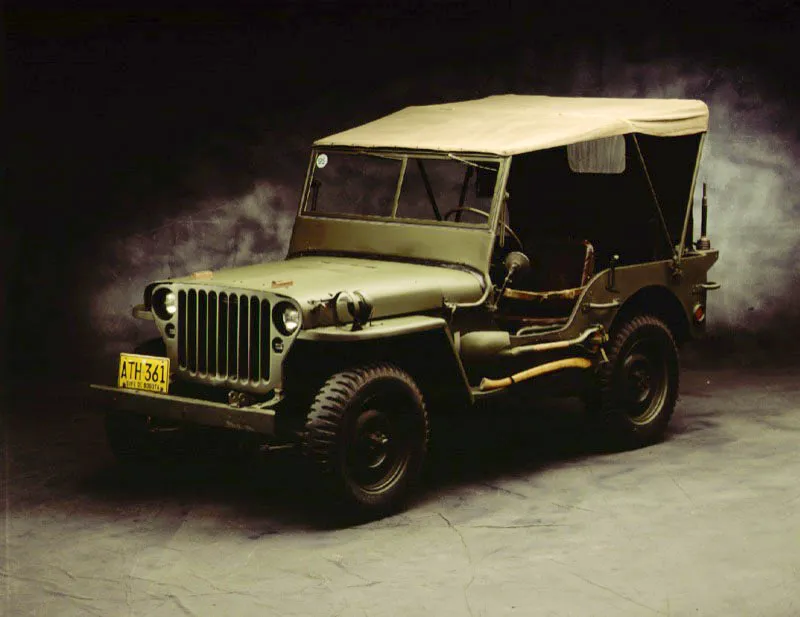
[593,315,679,448]
[303,363,430,516]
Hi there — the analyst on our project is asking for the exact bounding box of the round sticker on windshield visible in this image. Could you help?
[316,153,328,169]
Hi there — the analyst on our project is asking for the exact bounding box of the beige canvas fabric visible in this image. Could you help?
[314,95,709,155]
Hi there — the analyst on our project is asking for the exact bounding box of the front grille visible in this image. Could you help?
[177,289,271,384]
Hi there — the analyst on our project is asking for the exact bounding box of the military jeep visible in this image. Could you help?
[92,95,719,517]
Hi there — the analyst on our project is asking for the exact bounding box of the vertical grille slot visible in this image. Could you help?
[178,291,187,368]
[238,295,249,380]
[197,291,207,373]
[187,290,198,372]
[228,294,239,378]
[249,296,260,382]
[219,292,228,377]
[175,287,270,385]
[207,291,218,375]
[260,300,270,380]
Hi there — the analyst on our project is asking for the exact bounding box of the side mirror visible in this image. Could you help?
[491,251,531,312]
[504,251,531,279]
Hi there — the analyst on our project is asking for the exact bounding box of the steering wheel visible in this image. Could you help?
[442,207,524,249]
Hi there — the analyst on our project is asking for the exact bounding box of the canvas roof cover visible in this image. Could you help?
[314,95,709,156]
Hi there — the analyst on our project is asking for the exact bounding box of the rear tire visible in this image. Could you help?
[588,315,679,449]
[304,364,429,519]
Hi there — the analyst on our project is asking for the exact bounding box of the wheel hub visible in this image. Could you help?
[363,429,390,468]
[620,341,667,424]
[346,400,414,494]
[350,408,397,483]
[625,354,653,404]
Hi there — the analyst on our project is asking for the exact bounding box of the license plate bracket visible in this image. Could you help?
[118,353,170,394]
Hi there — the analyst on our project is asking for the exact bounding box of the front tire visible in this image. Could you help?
[589,315,679,448]
[304,364,429,519]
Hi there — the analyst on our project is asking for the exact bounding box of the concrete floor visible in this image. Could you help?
[2,364,799,616]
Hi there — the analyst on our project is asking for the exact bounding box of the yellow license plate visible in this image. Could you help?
[118,353,170,394]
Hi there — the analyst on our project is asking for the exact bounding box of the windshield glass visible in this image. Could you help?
[303,150,500,226]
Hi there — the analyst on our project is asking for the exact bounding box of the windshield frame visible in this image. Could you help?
[298,147,508,231]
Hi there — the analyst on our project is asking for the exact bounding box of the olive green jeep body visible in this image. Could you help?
[92,95,719,517]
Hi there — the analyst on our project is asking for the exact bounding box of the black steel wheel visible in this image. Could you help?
[304,364,429,518]
[589,315,679,448]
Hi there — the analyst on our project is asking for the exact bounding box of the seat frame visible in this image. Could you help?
[498,239,595,332]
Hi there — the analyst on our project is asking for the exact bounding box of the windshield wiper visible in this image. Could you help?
[353,150,405,161]
[447,153,498,172]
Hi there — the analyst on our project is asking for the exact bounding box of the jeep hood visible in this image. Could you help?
[168,255,484,320]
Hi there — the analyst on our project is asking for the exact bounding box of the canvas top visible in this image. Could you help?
[314,94,709,156]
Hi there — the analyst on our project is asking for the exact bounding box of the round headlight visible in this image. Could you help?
[164,292,177,316]
[281,306,301,334]
[152,287,177,321]
[274,302,301,335]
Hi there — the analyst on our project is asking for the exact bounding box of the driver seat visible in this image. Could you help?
[499,238,595,330]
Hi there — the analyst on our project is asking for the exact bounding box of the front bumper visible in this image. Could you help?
[90,384,278,436]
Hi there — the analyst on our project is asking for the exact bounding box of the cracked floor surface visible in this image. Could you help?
[2,365,799,616]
